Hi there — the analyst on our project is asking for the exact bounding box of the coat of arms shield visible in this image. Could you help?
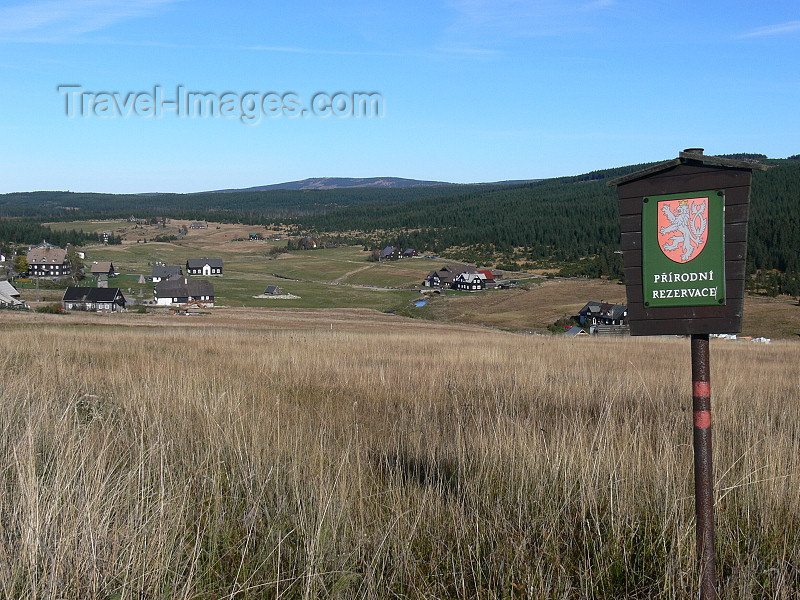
[657,197,709,264]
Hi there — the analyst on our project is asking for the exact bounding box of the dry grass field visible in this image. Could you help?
[0,308,797,599]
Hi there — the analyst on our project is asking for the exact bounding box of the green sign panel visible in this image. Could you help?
[642,189,726,307]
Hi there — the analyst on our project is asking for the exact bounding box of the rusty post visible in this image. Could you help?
[691,333,718,599]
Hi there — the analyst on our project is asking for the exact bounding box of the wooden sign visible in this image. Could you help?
[610,149,765,336]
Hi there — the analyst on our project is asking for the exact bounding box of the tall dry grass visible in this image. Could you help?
[0,317,797,598]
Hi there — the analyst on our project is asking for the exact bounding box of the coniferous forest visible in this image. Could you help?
[1,156,798,293]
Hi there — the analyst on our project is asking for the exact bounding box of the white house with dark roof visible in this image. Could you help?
[151,265,183,282]
[186,257,223,277]
[154,278,215,307]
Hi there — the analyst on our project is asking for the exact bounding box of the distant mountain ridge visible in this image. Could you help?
[213,177,452,192]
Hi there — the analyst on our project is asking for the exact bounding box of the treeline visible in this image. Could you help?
[0,219,97,249]
[0,186,469,222]
[2,156,798,294]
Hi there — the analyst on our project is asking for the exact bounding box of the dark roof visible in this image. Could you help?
[578,301,627,320]
[608,150,767,187]
[152,265,182,278]
[564,326,587,337]
[186,257,223,269]
[264,285,283,294]
[379,246,397,258]
[155,278,214,297]
[63,287,124,303]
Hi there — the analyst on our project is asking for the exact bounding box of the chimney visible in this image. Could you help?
[683,147,704,155]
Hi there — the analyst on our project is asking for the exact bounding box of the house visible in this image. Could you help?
[577,301,628,326]
[89,261,115,278]
[154,278,214,307]
[402,248,418,258]
[189,221,207,229]
[453,272,485,291]
[299,236,318,250]
[249,233,262,241]
[151,265,183,282]
[423,265,478,288]
[63,287,126,312]
[264,285,283,295]
[0,280,26,308]
[27,243,71,278]
[186,257,223,277]
[379,246,400,260]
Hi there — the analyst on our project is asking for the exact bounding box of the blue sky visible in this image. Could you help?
[0,0,798,193]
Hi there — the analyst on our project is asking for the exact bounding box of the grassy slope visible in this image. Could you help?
[30,219,800,338]
[0,310,797,598]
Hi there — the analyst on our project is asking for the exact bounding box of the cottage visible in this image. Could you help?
[151,265,183,282]
[190,221,207,229]
[154,278,215,307]
[27,243,71,278]
[423,265,478,288]
[186,257,223,277]
[63,287,126,312]
[264,285,283,295]
[0,281,25,308]
[453,272,485,291]
[90,261,116,277]
[379,246,399,260]
[577,301,628,326]
[402,248,418,258]
[249,232,262,241]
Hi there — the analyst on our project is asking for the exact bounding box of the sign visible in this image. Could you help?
[642,190,726,308]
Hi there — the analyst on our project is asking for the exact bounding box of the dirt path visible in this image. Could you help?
[334,263,375,282]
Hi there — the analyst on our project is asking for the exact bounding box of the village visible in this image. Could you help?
[0,228,781,342]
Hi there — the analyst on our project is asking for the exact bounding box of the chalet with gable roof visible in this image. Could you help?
[154,277,215,307]
[90,261,116,278]
[151,265,183,282]
[423,265,478,288]
[577,301,628,326]
[27,243,71,278]
[186,257,223,277]
[63,287,126,312]
[379,246,400,260]
[0,281,26,308]
[454,272,485,291]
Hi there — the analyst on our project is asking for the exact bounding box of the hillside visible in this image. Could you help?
[1,155,798,292]
[212,176,452,191]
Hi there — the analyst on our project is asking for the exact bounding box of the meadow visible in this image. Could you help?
[0,308,797,599]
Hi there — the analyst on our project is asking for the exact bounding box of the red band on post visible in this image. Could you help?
[693,381,711,397]
[694,410,711,429]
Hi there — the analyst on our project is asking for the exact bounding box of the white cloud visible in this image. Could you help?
[0,0,181,41]
[737,20,800,39]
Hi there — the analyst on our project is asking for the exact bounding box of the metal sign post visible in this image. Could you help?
[610,149,766,599]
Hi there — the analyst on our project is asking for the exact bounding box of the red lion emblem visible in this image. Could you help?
[657,197,709,263]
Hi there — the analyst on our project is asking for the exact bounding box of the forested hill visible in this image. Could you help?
[291,159,800,273]
[212,176,451,191]
[1,156,798,282]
